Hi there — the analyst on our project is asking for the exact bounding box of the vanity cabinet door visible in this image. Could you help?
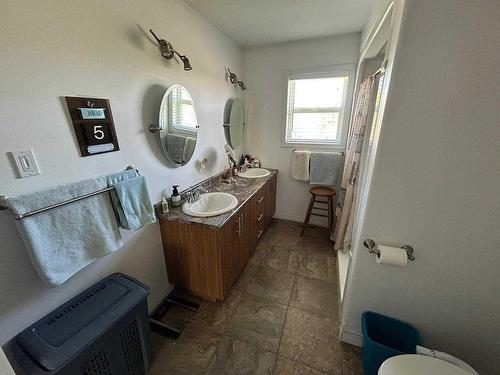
[239,201,250,266]
[221,214,241,295]
[221,201,250,296]
[265,174,277,228]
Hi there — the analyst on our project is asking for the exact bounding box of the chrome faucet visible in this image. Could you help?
[239,161,251,173]
[187,186,208,203]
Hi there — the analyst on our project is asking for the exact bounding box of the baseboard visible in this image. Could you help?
[340,329,363,347]
[273,213,303,223]
[148,285,174,314]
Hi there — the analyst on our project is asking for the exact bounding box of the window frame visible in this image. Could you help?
[282,64,355,150]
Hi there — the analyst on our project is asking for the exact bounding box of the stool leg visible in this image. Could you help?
[301,194,316,236]
[327,196,334,232]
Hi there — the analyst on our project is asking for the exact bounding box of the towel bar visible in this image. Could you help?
[292,149,345,157]
[0,165,139,221]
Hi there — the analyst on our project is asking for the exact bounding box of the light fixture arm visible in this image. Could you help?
[149,28,192,71]
[226,67,246,90]
[149,29,161,44]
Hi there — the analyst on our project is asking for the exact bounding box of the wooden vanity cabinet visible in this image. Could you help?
[159,173,277,301]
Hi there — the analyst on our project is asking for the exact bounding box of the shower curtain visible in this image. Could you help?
[332,76,376,251]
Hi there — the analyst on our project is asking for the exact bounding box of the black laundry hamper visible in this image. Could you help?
[6,273,151,375]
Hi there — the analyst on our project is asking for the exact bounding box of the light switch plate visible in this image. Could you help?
[10,149,41,178]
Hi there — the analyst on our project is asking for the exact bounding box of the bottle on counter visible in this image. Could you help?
[171,185,181,207]
[161,198,169,214]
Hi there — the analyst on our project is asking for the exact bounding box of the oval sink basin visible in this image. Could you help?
[182,192,238,217]
[237,168,270,179]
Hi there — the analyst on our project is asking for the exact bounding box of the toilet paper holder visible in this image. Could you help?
[363,239,415,261]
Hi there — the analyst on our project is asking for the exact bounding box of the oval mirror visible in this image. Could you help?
[155,84,198,166]
[223,98,245,149]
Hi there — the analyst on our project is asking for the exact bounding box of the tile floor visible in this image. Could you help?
[147,219,364,375]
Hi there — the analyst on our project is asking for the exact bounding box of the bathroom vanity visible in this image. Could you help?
[157,170,277,301]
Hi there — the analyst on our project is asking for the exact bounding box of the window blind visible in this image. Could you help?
[171,86,196,130]
[286,76,349,144]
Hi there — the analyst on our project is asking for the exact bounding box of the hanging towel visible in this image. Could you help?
[6,178,123,286]
[106,170,156,231]
[165,133,186,164]
[291,150,311,181]
[183,136,196,162]
[310,152,343,185]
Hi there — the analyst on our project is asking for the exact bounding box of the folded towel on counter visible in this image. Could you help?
[291,150,311,181]
[106,170,156,231]
[310,152,343,185]
[6,178,123,286]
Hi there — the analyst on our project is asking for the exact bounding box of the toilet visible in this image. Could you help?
[378,347,478,375]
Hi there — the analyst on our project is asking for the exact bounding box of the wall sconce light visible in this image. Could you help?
[149,29,192,71]
[226,68,246,90]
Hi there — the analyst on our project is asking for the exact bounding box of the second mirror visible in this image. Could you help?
[223,98,245,149]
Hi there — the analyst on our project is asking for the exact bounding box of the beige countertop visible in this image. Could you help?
[156,169,277,229]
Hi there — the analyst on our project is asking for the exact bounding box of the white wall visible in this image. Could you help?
[0,0,241,346]
[360,0,393,52]
[242,35,360,223]
[343,1,500,373]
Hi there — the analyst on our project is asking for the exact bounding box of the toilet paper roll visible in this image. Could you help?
[376,245,408,267]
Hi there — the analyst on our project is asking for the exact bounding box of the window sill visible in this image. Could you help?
[281,141,345,151]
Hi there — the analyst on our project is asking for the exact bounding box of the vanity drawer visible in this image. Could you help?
[253,186,265,209]
[249,185,266,252]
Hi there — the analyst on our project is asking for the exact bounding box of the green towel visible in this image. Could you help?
[106,171,156,231]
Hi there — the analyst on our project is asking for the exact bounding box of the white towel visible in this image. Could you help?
[291,151,311,181]
[309,152,343,185]
[6,177,123,286]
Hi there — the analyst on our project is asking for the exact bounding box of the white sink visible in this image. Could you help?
[237,168,270,179]
[182,192,238,217]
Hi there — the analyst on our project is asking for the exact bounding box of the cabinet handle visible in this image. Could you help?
[258,196,264,204]
[257,229,264,238]
[257,213,264,222]
[238,215,241,237]
[240,214,243,234]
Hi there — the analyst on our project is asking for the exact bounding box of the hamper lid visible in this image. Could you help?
[16,273,149,371]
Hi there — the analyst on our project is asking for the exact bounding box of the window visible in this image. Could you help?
[170,86,197,132]
[284,68,352,147]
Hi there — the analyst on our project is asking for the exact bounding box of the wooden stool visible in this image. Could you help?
[301,186,336,236]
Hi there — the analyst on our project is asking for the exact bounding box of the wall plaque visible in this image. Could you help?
[65,96,120,157]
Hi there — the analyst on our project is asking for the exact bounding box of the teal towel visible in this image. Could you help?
[310,152,343,186]
[106,171,156,231]
[6,177,123,286]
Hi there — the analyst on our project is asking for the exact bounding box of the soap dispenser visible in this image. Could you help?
[171,185,181,207]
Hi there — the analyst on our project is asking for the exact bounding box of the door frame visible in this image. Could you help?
[338,0,408,345]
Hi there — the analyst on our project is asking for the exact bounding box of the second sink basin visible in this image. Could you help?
[237,168,270,179]
[182,192,238,217]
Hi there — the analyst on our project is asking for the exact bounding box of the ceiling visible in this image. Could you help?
[183,0,377,47]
